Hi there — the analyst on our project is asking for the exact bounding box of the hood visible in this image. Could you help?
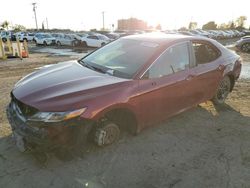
[13,60,128,111]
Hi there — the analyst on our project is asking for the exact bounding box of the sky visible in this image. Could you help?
[1,0,250,31]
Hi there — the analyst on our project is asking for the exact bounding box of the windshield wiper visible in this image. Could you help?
[78,60,106,74]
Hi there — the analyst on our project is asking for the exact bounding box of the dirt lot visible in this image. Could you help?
[0,45,250,188]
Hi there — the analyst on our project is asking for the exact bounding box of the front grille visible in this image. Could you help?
[11,93,38,118]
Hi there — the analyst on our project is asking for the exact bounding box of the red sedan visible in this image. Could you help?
[7,33,242,152]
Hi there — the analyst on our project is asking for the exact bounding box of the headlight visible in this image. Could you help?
[28,108,87,122]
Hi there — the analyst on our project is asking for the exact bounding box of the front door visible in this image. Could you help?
[138,42,200,128]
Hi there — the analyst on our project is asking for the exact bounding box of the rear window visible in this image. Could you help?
[192,41,220,64]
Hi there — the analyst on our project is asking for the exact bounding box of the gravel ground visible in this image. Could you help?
[0,44,250,188]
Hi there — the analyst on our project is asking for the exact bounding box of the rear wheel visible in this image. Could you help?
[94,121,120,146]
[241,43,250,52]
[2,38,7,42]
[212,76,231,105]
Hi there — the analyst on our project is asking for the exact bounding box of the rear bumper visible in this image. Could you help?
[6,102,92,152]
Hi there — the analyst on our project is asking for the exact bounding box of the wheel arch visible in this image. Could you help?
[93,105,139,135]
[224,73,236,92]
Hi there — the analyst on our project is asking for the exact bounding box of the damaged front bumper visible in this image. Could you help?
[6,101,92,152]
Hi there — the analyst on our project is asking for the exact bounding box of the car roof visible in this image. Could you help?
[123,33,196,45]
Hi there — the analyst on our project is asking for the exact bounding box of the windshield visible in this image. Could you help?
[98,35,109,40]
[44,34,53,38]
[80,38,159,79]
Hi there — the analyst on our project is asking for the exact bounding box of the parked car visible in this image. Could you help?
[178,31,195,36]
[7,34,242,152]
[103,32,120,40]
[16,32,35,42]
[189,30,209,38]
[55,34,79,47]
[81,33,111,47]
[34,33,56,46]
[0,30,12,42]
[235,37,250,52]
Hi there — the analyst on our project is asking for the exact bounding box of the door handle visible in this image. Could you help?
[186,75,195,81]
[151,81,157,86]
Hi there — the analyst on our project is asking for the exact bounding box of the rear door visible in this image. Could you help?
[189,40,224,102]
[86,36,100,47]
[138,41,201,127]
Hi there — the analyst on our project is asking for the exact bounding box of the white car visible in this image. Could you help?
[34,33,56,45]
[0,30,12,42]
[16,32,35,42]
[81,34,110,47]
[55,34,79,46]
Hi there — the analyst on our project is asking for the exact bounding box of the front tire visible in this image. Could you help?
[94,121,120,146]
[2,38,7,42]
[43,41,47,46]
[212,76,231,105]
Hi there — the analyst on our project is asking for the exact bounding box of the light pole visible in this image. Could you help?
[46,17,49,29]
[32,3,38,30]
[102,11,105,30]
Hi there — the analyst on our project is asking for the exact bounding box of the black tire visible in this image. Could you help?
[34,40,38,46]
[212,76,231,105]
[94,121,120,146]
[43,41,47,46]
[241,43,250,53]
[2,38,7,42]
[57,41,61,46]
[101,42,105,46]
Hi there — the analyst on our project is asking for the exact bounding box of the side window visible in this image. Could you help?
[146,42,190,79]
[87,36,98,40]
[192,41,220,64]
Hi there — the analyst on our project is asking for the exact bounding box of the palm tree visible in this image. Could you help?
[1,21,10,30]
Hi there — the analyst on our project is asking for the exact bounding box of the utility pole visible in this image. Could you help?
[46,17,49,29]
[32,3,38,30]
[102,11,105,30]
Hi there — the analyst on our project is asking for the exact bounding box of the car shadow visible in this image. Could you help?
[1,102,250,187]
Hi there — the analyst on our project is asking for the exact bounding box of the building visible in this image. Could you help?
[118,18,147,30]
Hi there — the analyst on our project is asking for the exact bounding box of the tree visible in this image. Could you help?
[188,22,197,30]
[155,24,162,30]
[1,20,10,30]
[218,23,228,29]
[179,27,187,31]
[229,21,236,29]
[202,21,217,30]
[13,24,26,31]
[236,16,247,28]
